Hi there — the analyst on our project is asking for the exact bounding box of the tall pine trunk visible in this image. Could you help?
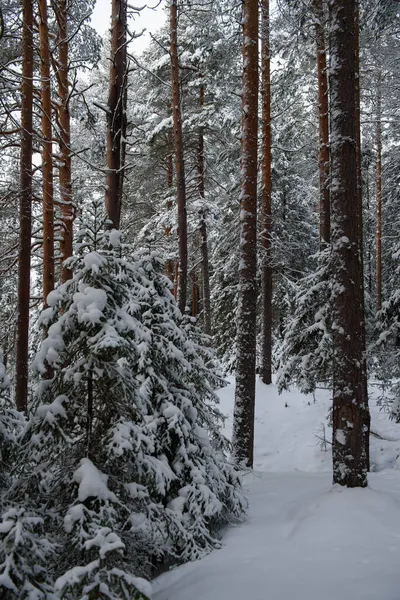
[105,0,127,229]
[197,83,212,336]
[260,0,272,384]
[314,0,330,245]
[15,0,34,412]
[232,0,258,467]
[170,0,188,314]
[329,0,368,488]
[355,0,370,470]
[38,0,55,304]
[376,72,382,312]
[53,0,74,282]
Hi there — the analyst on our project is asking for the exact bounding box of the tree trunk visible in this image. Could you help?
[355,0,370,471]
[329,0,368,488]
[170,0,188,314]
[15,0,34,412]
[105,0,127,229]
[376,72,382,312]
[53,0,74,282]
[314,0,330,245]
[260,0,272,384]
[38,0,55,305]
[197,83,212,336]
[165,145,174,280]
[192,272,199,318]
[232,0,258,467]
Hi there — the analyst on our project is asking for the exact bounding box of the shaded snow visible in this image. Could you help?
[153,378,400,600]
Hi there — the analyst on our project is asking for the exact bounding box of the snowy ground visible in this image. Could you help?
[153,378,400,600]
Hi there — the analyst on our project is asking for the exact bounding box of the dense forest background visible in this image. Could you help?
[0,0,400,597]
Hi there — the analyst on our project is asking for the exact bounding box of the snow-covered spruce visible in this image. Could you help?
[275,247,332,394]
[373,244,400,420]
[10,216,244,597]
[0,353,46,600]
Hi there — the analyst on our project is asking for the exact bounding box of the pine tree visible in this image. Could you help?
[15,0,34,412]
[329,0,368,488]
[232,0,259,467]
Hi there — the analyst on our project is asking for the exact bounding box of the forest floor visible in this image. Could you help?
[153,378,400,600]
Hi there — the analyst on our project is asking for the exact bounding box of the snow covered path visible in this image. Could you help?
[154,471,400,600]
[153,380,400,600]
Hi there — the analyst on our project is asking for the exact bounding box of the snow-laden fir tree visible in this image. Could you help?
[374,242,400,420]
[275,247,332,394]
[0,352,51,600]
[4,201,244,598]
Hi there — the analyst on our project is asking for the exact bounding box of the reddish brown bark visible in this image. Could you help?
[355,0,370,471]
[376,73,382,312]
[165,130,174,280]
[170,0,188,314]
[53,0,74,282]
[38,0,55,304]
[260,0,272,384]
[329,0,368,487]
[314,0,330,245]
[232,0,259,467]
[105,0,127,229]
[192,272,199,317]
[197,83,212,336]
[15,0,34,412]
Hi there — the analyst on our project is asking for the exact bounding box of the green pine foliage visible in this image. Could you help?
[1,201,244,598]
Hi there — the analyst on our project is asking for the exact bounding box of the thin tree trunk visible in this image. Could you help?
[192,272,199,318]
[376,72,382,311]
[53,0,74,282]
[15,0,34,412]
[329,0,368,488]
[170,0,188,313]
[38,0,54,304]
[355,0,370,471]
[165,129,174,280]
[197,83,212,336]
[314,0,330,245]
[260,0,272,384]
[105,0,127,229]
[232,0,259,467]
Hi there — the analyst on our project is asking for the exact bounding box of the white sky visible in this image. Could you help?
[91,0,167,53]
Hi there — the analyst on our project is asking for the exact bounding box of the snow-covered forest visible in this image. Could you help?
[0,0,400,597]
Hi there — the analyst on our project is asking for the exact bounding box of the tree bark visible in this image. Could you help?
[197,83,212,336]
[53,0,74,282]
[329,0,368,487]
[170,0,188,314]
[105,0,127,229]
[15,0,34,412]
[165,140,174,281]
[376,72,382,312]
[355,0,370,471]
[260,0,272,384]
[232,0,258,467]
[314,0,330,245]
[38,0,55,304]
